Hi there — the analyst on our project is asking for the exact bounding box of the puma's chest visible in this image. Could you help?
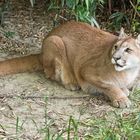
[110,68,140,88]
[126,68,140,86]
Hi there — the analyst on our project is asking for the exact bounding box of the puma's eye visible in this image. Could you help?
[125,48,132,53]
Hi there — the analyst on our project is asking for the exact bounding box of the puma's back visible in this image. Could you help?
[45,21,118,68]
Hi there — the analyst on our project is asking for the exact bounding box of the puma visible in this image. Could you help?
[0,21,140,108]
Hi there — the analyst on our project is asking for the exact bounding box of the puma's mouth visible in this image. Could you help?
[111,58,127,71]
[114,63,126,71]
[111,58,126,68]
[116,63,124,68]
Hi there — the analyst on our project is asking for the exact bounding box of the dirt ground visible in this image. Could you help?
[0,0,140,139]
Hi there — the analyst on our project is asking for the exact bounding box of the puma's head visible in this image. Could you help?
[111,28,140,71]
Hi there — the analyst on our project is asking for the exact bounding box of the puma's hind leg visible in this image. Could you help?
[42,35,80,91]
[60,62,80,91]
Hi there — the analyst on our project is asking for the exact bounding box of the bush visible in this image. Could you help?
[1,0,140,32]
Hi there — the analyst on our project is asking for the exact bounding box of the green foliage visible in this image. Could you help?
[4,31,15,38]
[48,0,104,28]
[132,19,140,32]
[46,0,140,32]
[39,111,140,140]
[130,0,140,32]
[82,112,140,140]
[109,12,130,30]
[67,116,79,140]
[0,0,10,25]
[1,0,139,32]
[107,0,140,32]
[5,88,140,139]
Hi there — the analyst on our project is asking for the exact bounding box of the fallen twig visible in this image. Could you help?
[0,94,90,100]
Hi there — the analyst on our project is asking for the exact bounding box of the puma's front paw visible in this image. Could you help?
[112,97,131,108]
[64,84,80,91]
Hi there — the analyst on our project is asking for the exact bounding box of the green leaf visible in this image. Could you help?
[76,0,79,5]
[137,6,140,11]
[4,31,15,38]
[109,12,122,19]
[61,0,65,7]
[85,0,89,10]
[66,0,75,9]
[30,0,35,7]
[90,17,100,28]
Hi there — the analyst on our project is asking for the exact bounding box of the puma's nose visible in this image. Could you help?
[113,57,121,61]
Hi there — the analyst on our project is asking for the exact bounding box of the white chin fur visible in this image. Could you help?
[114,65,125,71]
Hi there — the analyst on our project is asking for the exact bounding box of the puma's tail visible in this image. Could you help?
[0,53,43,76]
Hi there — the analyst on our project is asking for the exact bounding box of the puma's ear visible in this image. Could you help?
[136,34,140,48]
[118,27,127,39]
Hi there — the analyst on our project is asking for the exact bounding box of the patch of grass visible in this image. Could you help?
[2,89,140,139]
[82,111,140,140]
[40,96,65,140]
[40,97,81,140]
[67,116,79,140]
[15,116,27,140]
[40,88,140,140]
[39,108,140,139]
[40,110,140,140]
[79,88,140,140]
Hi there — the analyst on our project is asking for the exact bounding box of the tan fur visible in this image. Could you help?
[1,21,140,108]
